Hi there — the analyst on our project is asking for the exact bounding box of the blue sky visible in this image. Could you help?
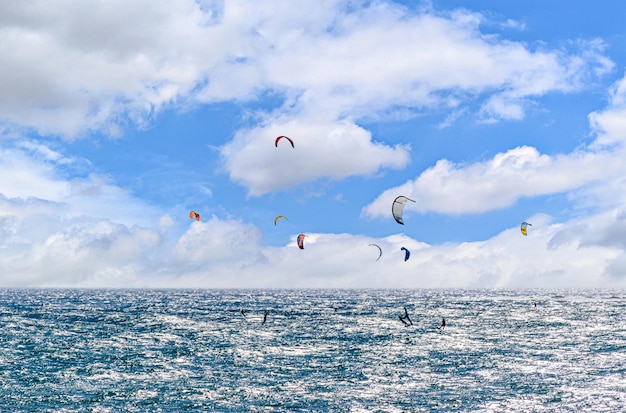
[2,0,626,288]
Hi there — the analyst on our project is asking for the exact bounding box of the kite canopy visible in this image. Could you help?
[400,247,410,261]
[392,196,415,225]
[520,221,532,236]
[189,211,200,221]
[275,135,294,148]
[274,215,288,225]
[297,234,306,249]
[369,243,382,261]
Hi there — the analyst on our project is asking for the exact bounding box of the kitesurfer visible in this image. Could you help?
[241,309,247,317]
[437,318,446,330]
[399,306,413,326]
[403,307,413,325]
[399,315,410,326]
[262,310,268,325]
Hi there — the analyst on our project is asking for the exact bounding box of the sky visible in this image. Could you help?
[2,0,626,288]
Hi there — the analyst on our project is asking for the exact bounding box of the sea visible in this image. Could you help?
[0,289,624,412]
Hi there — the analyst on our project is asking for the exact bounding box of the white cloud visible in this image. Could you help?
[0,1,624,289]
[0,142,161,227]
[150,214,625,289]
[171,215,265,266]
[589,71,626,148]
[0,0,213,137]
[0,140,169,286]
[363,145,624,217]
[364,68,626,218]
[0,1,612,194]
[0,138,623,289]
[213,2,610,193]
[221,116,410,195]
[2,208,624,288]
[0,190,169,287]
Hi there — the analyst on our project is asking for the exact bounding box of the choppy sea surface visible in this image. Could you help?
[0,289,625,412]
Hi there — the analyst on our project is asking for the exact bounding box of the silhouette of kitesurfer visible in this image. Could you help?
[241,309,247,317]
[399,306,413,326]
[261,310,268,325]
[403,307,413,325]
[437,318,446,330]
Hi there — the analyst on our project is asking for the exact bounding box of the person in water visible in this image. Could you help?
[399,306,413,326]
[403,307,413,325]
[262,310,268,325]
[241,309,247,317]
[437,318,446,330]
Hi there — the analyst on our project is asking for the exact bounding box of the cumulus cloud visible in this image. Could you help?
[171,215,265,266]
[156,215,625,289]
[0,137,624,289]
[0,0,216,137]
[0,141,161,227]
[5,217,624,289]
[0,1,612,194]
[363,145,625,217]
[364,68,626,218]
[0,193,170,287]
[215,2,611,194]
[221,116,410,195]
[0,1,624,288]
[589,71,626,148]
[0,140,169,286]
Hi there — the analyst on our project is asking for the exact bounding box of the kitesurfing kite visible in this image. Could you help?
[392,196,415,225]
[400,247,410,261]
[369,243,382,261]
[297,234,306,249]
[520,221,532,236]
[189,211,200,221]
[275,135,294,148]
[274,215,288,225]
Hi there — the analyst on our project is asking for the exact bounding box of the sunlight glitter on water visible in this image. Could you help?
[0,288,624,411]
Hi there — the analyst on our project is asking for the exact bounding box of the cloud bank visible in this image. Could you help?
[0,1,625,288]
[0,1,611,194]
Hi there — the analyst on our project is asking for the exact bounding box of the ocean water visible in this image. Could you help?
[0,289,625,412]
